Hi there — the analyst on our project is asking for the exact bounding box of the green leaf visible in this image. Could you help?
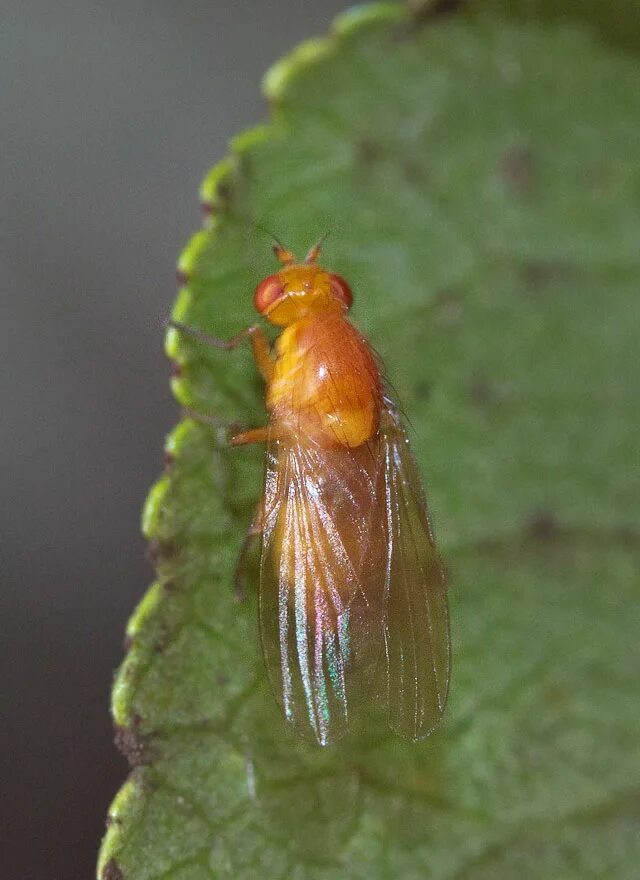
[98,4,640,878]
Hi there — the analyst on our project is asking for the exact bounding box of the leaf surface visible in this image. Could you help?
[99,4,640,878]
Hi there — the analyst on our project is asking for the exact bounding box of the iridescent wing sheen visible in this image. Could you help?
[379,401,451,740]
[258,438,386,746]
[258,403,449,745]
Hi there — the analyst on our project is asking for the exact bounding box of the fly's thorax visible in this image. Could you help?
[266,314,382,449]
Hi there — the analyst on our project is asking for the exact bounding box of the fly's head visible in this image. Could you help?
[253,239,352,326]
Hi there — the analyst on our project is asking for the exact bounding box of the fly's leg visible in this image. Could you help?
[179,408,268,601]
[249,328,275,383]
[181,412,276,447]
[169,320,274,382]
[234,503,265,602]
[180,407,248,445]
[230,426,271,446]
[170,320,275,602]
[170,320,275,439]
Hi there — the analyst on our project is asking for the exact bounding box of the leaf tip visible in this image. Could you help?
[141,477,171,539]
[199,156,237,219]
[262,37,334,103]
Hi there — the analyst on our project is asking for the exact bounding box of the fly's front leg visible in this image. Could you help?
[169,320,274,382]
[170,320,275,440]
[180,407,247,445]
[248,327,274,383]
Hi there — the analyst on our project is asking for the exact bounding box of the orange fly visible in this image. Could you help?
[172,239,450,746]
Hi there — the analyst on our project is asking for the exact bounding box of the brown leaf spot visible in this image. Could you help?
[544,682,571,709]
[421,0,465,17]
[394,1,466,40]
[102,859,125,880]
[408,0,466,23]
[146,538,178,568]
[146,539,162,567]
[201,179,233,218]
[356,137,384,164]
[216,180,232,203]
[469,378,499,409]
[519,260,573,290]
[526,508,558,541]
[414,379,432,401]
[153,627,169,654]
[114,715,148,768]
[499,145,534,196]
[402,157,430,187]
[162,579,180,594]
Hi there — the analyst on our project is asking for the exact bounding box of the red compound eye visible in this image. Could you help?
[329,274,353,309]
[254,274,285,314]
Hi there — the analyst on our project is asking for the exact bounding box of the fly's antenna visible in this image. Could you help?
[304,231,331,264]
[255,222,296,265]
[273,242,296,265]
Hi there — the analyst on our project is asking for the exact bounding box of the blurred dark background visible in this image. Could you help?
[1,2,347,876]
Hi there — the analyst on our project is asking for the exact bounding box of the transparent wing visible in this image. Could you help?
[259,438,386,746]
[380,402,450,740]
